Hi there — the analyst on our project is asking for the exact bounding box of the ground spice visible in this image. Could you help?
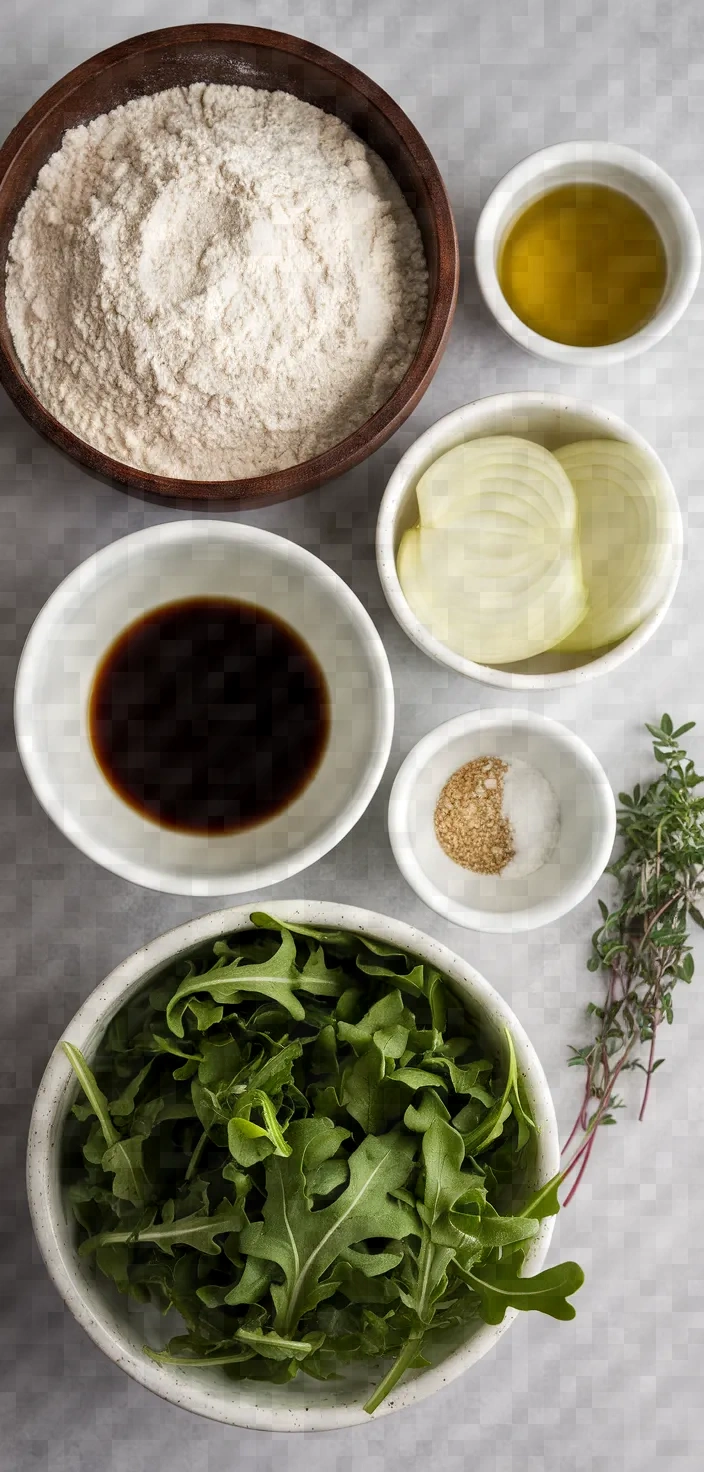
[434,756,515,875]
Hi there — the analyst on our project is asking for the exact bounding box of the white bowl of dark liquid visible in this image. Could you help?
[14,522,394,895]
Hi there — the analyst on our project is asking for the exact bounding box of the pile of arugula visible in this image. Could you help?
[63,914,582,1414]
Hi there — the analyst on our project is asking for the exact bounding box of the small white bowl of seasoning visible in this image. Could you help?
[388,708,616,933]
[474,141,701,366]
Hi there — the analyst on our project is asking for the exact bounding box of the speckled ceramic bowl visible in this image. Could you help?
[14,522,394,896]
[376,391,683,690]
[474,141,701,367]
[27,901,560,1431]
[388,709,616,933]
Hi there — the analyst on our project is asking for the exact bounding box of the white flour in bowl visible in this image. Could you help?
[6,83,428,480]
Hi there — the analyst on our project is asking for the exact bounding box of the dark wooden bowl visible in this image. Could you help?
[0,24,459,509]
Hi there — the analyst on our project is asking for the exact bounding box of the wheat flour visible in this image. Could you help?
[6,83,428,479]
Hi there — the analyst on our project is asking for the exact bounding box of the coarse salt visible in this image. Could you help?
[500,759,560,879]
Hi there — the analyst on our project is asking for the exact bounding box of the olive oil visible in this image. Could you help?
[498,183,667,347]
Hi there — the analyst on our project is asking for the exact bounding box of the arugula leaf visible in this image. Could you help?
[337,991,411,1054]
[461,1260,585,1323]
[307,1158,348,1198]
[390,1067,449,1092]
[79,1199,246,1258]
[403,1089,450,1133]
[241,1121,417,1334]
[101,1136,151,1206]
[340,1043,388,1134]
[226,1128,275,1169]
[518,1173,562,1220]
[341,1245,405,1276]
[365,1120,496,1412]
[451,1210,538,1256]
[355,958,426,996]
[428,1056,494,1104]
[460,1030,532,1155]
[145,1344,255,1368]
[166,930,307,1035]
[422,1120,483,1225]
[108,1061,154,1118]
[234,1326,324,1361]
[147,1035,199,1063]
[228,1090,291,1158]
[233,1041,303,1109]
[310,1025,339,1078]
[335,1262,401,1305]
[297,945,347,998]
[224,1258,276,1308]
[62,1043,120,1148]
[197,1037,242,1088]
[95,1241,131,1294]
[186,998,224,1031]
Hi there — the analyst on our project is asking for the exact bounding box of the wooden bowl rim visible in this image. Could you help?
[0,23,459,506]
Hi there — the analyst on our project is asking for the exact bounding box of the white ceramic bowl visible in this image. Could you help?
[376,391,683,690]
[26,900,560,1430]
[14,522,394,895]
[388,710,616,933]
[474,141,701,366]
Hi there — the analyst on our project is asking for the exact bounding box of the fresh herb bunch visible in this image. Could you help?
[63,914,582,1414]
[563,715,704,1202]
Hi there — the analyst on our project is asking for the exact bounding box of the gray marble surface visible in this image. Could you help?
[3,1,704,1468]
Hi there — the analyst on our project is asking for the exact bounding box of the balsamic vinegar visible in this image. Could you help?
[89,598,330,835]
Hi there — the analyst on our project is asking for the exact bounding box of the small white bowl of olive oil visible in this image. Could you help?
[474,141,700,366]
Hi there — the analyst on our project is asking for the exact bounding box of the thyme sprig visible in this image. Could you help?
[562,715,704,1204]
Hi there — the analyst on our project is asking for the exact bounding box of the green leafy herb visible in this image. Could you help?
[62,916,581,1413]
[242,1122,416,1333]
[564,715,704,1201]
[460,1260,585,1324]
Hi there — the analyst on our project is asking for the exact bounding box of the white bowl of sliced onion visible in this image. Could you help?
[376,392,682,689]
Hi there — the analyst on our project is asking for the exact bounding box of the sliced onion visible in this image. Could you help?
[553,440,677,653]
[397,436,586,665]
[416,436,580,532]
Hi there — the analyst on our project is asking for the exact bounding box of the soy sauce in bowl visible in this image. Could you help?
[89,598,330,835]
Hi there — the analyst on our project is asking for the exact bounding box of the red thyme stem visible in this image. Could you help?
[561,953,626,1161]
[560,1046,635,1185]
[560,1103,588,1159]
[638,1021,660,1123]
[562,1132,597,1208]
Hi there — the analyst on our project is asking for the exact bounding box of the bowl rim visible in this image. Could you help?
[13,520,395,895]
[473,140,701,366]
[387,708,617,933]
[375,389,684,690]
[26,898,560,1430]
[0,22,459,508]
